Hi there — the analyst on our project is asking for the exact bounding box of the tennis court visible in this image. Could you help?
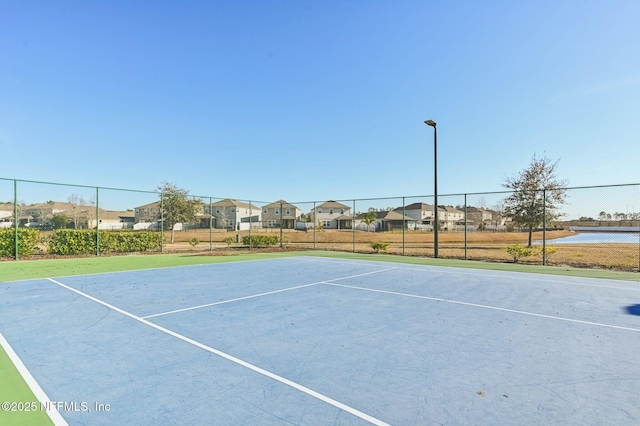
[1,255,640,425]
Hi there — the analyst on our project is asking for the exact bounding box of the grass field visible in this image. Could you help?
[119,228,640,272]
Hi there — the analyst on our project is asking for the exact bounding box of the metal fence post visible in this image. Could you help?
[313,201,316,250]
[209,197,213,252]
[160,193,164,253]
[464,194,467,260]
[402,197,406,256]
[280,201,283,248]
[96,187,100,257]
[542,189,546,266]
[352,199,356,253]
[14,180,18,260]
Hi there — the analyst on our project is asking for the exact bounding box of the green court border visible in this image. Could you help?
[1,250,638,426]
[0,345,54,426]
[1,250,639,283]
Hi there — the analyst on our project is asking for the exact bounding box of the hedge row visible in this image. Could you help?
[48,230,163,255]
[0,229,41,257]
[241,235,280,247]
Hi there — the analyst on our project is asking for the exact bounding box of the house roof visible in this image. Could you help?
[317,200,350,210]
[211,199,256,209]
[357,211,415,221]
[135,201,161,209]
[0,203,15,212]
[262,199,300,210]
[334,214,353,221]
[402,202,434,211]
[440,205,464,214]
[99,210,136,221]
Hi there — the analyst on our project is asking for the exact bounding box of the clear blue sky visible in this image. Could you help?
[1,1,639,210]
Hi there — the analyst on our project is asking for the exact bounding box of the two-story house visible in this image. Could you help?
[394,202,446,229]
[205,199,261,230]
[311,201,352,229]
[261,200,301,229]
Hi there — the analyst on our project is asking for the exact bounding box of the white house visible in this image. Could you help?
[205,199,261,230]
[311,201,352,230]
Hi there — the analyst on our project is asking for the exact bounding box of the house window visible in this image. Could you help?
[267,219,276,227]
[285,208,290,215]
[216,208,220,214]
[329,209,334,214]
[340,209,344,214]
[323,220,331,227]
[275,208,280,215]
[231,208,235,213]
[318,208,322,214]
[263,208,268,214]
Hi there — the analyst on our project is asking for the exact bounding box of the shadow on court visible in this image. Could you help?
[624,304,640,316]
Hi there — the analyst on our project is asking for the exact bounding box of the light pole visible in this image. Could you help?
[424,119,438,258]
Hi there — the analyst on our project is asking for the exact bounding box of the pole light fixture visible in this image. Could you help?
[424,120,438,258]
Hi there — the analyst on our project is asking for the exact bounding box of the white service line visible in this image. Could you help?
[326,282,640,333]
[143,283,320,319]
[46,278,390,426]
[0,332,68,426]
[143,266,398,319]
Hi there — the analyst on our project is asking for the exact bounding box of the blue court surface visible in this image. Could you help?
[1,256,640,425]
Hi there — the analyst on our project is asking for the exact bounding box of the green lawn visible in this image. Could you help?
[1,250,638,426]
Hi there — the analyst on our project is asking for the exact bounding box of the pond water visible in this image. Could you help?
[546,232,640,244]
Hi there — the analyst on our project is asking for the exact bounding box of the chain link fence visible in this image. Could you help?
[1,178,638,271]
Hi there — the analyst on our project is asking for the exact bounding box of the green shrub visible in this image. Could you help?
[188,237,199,248]
[222,236,235,246]
[48,230,163,255]
[506,244,536,263]
[540,246,558,261]
[0,228,41,257]
[242,235,280,247]
[371,241,390,253]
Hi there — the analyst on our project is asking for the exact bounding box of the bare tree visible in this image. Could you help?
[502,154,568,247]
[68,194,88,229]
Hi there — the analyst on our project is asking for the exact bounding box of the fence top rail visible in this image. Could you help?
[2,177,638,207]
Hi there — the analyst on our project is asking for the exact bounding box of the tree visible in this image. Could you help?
[50,213,70,229]
[68,194,88,229]
[502,154,568,247]
[362,211,377,232]
[157,181,203,243]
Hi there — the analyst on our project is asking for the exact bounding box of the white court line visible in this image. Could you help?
[298,256,640,291]
[326,282,640,333]
[0,333,68,426]
[143,283,319,319]
[46,278,390,426]
[143,267,398,319]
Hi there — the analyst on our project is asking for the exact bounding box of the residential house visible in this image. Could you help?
[92,210,136,230]
[0,203,13,228]
[355,210,417,232]
[205,199,261,230]
[465,207,492,229]
[261,200,301,229]
[394,202,444,229]
[134,201,161,224]
[311,201,352,229]
[439,205,465,230]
